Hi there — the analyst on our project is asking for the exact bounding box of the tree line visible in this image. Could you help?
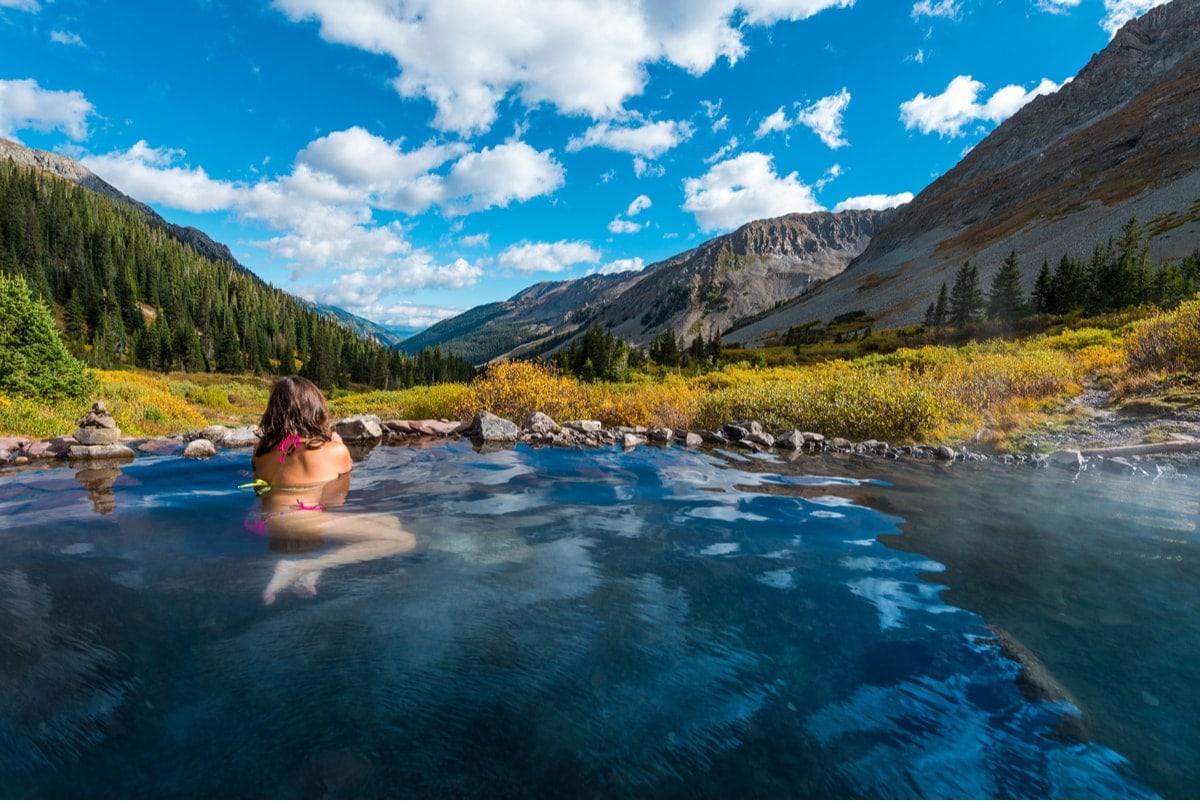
[0,160,473,389]
[924,218,1200,330]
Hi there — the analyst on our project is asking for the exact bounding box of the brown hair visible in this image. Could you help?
[254,376,333,458]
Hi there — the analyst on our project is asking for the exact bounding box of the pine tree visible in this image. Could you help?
[987,250,1028,326]
[924,283,949,328]
[948,262,984,328]
[0,272,94,400]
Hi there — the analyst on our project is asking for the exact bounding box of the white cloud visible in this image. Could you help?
[911,0,960,20]
[814,163,841,191]
[272,0,857,135]
[833,192,914,212]
[295,277,471,329]
[796,87,851,148]
[498,240,601,274]
[596,257,645,275]
[50,30,85,46]
[608,217,642,234]
[459,233,490,248]
[80,128,563,290]
[705,137,740,164]
[755,106,790,138]
[682,151,822,231]
[626,194,652,216]
[1034,0,1082,13]
[567,118,694,158]
[82,141,241,212]
[899,74,1062,137]
[441,140,565,215]
[0,0,39,11]
[633,157,665,178]
[0,78,94,141]
[754,89,850,148]
[1100,0,1170,37]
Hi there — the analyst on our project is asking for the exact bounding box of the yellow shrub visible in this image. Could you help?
[584,377,701,429]
[455,361,590,423]
[1125,297,1200,373]
[329,383,471,421]
[695,362,945,442]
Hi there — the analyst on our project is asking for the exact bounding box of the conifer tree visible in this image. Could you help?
[987,250,1028,326]
[948,261,984,327]
[0,272,94,400]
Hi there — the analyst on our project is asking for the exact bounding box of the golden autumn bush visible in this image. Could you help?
[455,360,590,423]
[1125,296,1200,374]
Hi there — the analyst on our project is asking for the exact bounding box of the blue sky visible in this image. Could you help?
[0,0,1169,334]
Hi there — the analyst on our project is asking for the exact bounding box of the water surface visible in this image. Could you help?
[1,441,1192,798]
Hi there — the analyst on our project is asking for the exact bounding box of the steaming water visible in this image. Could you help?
[1,441,1195,798]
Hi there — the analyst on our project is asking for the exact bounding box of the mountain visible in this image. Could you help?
[0,137,394,342]
[401,207,898,364]
[302,300,412,348]
[725,0,1200,344]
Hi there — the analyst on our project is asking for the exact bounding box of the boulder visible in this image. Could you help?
[622,432,648,449]
[464,411,520,442]
[934,445,957,460]
[183,439,217,459]
[220,427,261,448]
[22,436,76,459]
[682,432,704,447]
[74,427,122,446]
[0,436,30,462]
[135,437,185,455]
[647,427,673,443]
[563,420,603,434]
[524,411,559,434]
[68,443,135,461]
[720,420,767,442]
[200,425,230,443]
[775,430,805,450]
[333,415,384,442]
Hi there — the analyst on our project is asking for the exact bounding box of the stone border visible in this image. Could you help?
[4,408,1198,475]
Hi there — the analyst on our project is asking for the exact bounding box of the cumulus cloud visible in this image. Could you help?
[498,240,601,274]
[459,233,490,248]
[899,74,1062,137]
[626,194,652,216]
[833,192,914,212]
[567,118,694,158]
[797,88,851,148]
[754,88,850,148]
[607,217,642,234]
[755,107,790,138]
[82,141,241,212]
[0,78,94,141]
[272,0,857,135]
[80,127,564,293]
[441,140,566,215]
[682,151,821,231]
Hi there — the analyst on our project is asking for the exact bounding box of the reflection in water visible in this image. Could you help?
[0,445,1185,797]
[74,464,122,515]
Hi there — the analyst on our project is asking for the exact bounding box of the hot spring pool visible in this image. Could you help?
[1,440,1195,798]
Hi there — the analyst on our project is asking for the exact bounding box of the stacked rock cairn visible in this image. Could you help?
[68,401,136,460]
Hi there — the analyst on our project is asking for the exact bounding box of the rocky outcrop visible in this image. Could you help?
[400,208,898,364]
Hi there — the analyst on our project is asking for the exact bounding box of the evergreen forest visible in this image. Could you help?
[0,160,474,390]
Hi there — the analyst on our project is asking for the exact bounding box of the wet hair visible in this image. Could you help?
[254,376,333,459]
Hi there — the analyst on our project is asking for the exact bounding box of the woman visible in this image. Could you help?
[250,376,414,605]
